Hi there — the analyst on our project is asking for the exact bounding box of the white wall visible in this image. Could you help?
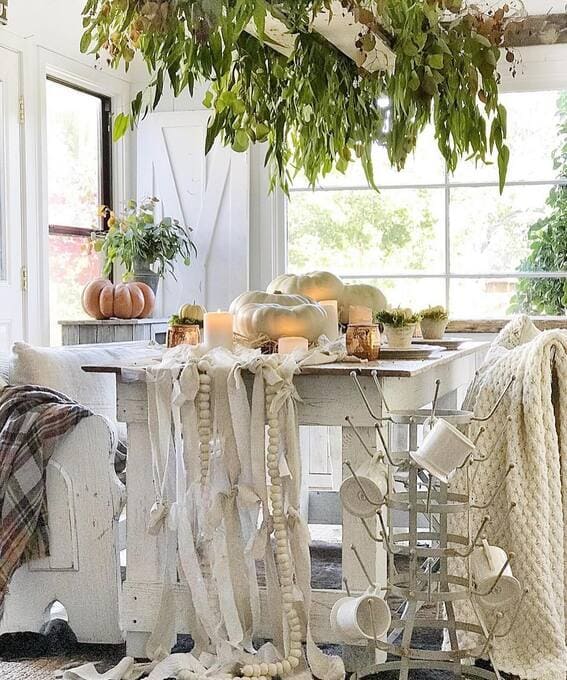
[0,0,136,344]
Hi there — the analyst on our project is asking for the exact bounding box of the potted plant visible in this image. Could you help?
[419,305,449,340]
[376,308,421,349]
[92,198,197,294]
[166,303,207,347]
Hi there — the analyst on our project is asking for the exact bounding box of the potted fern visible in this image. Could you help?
[419,305,449,340]
[376,308,421,349]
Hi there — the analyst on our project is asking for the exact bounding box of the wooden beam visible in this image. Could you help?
[503,13,567,47]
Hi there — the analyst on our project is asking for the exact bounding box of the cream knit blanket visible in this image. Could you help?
[449,316,567,680]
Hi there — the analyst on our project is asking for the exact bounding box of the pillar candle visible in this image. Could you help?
[320,300,339,341]
[278,336,308,355]
[204,311,234,350]
[349,305,373,325]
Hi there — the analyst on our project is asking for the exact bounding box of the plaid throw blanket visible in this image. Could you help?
[0,385,90,613]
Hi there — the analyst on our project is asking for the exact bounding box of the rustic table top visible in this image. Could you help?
[82,340,488,379]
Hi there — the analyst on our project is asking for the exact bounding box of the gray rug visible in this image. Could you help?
[1,543,505,679]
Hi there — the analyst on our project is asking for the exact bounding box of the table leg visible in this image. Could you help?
[123,413,165,658]
[341,425,387,671]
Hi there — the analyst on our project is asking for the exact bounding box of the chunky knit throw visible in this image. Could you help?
[449,316,567,680]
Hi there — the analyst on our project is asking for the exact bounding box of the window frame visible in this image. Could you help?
[46,76,113,237]
[285,89,567,316]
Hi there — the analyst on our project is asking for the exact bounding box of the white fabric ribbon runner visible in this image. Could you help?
[66,342,345,680]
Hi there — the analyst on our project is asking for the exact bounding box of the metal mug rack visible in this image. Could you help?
[339,372,526,680]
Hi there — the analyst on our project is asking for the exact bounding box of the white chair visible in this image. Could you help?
[1,414,125,643]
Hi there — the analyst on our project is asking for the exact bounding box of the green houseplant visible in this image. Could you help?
[509,93,567,315]
[93,198,197,293]
[81,0,517,193]
[419,305,449,339]
[376,307,421,348]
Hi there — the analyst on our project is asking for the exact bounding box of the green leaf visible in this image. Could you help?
[427,54,444,70]
[232,129,249,153]
[80,30,92,54]
[497,144,510,193]
[202,90,214,109]
[113,113,129,142]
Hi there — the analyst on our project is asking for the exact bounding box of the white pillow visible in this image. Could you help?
[10,342,162,422]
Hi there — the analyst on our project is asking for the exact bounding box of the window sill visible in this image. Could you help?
[447,317,567,334]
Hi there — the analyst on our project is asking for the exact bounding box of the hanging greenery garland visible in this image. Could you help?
[81,0,518,192]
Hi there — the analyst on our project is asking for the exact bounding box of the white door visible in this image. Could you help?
[137,110,250,313]
[0,47,24,350]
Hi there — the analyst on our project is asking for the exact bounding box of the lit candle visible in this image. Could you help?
[204,311,234,350]
[320,300,339,341]
[349,305,373,325]
[278,336,309,356]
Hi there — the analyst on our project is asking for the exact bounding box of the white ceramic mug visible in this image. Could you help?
[471,541,521,609]
[330,588,391,642]
[410,418,475,483]
[340,455,388,518]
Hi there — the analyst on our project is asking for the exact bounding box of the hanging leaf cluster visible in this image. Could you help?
[81,0,517,192]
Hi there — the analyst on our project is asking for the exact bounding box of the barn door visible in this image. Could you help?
[137,111,250,313]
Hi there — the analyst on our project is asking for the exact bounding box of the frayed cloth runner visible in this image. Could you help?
[66,345,345,680]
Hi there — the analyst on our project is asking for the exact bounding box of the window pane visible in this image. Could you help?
[292,126,445,189]
[347,277,446,312]
[449,184,553,274]
[49,234,102,345]
[450,91,565,184]
[450,277,567,318]
[287,188,445,275]
[46,80,102,229]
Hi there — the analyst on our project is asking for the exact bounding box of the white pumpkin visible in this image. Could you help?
[339,283,388,324]
[230,291,327,341]
[267,271,344,302]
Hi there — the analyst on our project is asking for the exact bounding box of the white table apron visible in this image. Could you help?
[84,342,487,672]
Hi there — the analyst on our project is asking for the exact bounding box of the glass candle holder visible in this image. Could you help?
[346,324,380,361]
[278,336,309,355]
[167,324,201,348]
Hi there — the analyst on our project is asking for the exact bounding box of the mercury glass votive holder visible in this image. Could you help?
[346,324,381,361]
[166,324,201,348]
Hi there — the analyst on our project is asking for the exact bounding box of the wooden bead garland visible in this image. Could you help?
[197,361,212,485]
[194,369,302,680]
[238,383,303,679]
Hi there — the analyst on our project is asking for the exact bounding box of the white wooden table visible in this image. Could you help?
[84,341,488,669]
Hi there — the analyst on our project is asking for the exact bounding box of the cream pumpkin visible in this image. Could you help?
[267,271,388,324]
[178,303,206,322]
[267,271,344,301]
[82,279,155,320]
[230,291,327,341]
[338,283,388,324]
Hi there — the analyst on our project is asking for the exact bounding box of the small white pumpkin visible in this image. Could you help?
[230,291,327,341]
[339,283,388,324]
[267,271,344,302]
[178,302,206,322]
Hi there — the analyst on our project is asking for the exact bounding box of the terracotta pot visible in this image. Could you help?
[383,324,415,349]
[420,318,448,340]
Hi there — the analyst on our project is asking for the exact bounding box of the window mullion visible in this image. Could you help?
[444,165,451,313]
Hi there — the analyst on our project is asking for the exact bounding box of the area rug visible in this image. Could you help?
[0,544,505,679]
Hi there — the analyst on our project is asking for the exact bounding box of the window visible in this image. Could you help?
[286,91,567,318]
[46,78,112,344]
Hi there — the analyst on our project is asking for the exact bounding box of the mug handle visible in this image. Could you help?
[482,538,497,572]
